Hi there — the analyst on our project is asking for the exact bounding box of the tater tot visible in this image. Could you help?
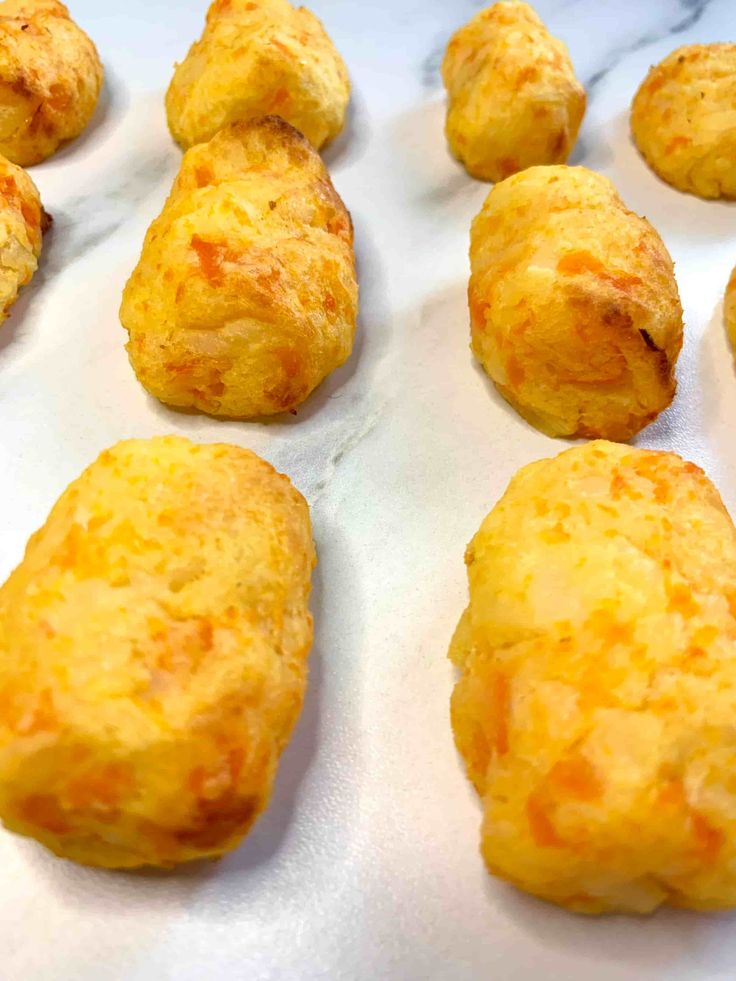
[469,165,683,441]
[631,45,736,200]
[120,115,358,418]
[0,0,103,166]
[442,1,585,182]
[726,266,736,353]
[450,440,736,914]
[166,0,349,152]
[0,152,47,323]
[0,436,315,869]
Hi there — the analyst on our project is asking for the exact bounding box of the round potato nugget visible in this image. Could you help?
[166,0,350,152]
[0,0,103,166]
[0,436,316,869]
[120,115,358,418]
[631,44,736,200]
[0,151,47,322]
[450,440,736,914]
[469,165,683,440]
[442,1,585,182]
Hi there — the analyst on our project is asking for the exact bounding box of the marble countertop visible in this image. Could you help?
[2,0,736,978]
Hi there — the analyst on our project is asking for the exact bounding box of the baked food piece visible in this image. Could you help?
[726,266,736,351]
[0,436,315,869]
[0,0,103,166]
[120,115,358,418]
[0,152,47,322]
[450,439,736,914]
[442,1,585,182]
[166,0,349,151]
[631,44,736,200]
[469,165,683,440]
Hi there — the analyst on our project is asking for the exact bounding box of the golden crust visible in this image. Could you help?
[0,436,315,869]
[631,44,736,200]
[441,1,585,182]
[450,440,736,914]
[0,0,103,166]
[0,152,46,322]
[120,115,358,418]
[166,0,350,151]
[469,165,683,440]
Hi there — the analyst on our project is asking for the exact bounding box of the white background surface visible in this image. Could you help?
[2,0,736,978]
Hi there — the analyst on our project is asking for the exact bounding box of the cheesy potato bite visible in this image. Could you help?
[0,0,103,166]
[120,115,357,418]
[0,152,47,322]
[0,436,315,869]
[726,266,736,352]
[442,1,585,182]
[631,45,736,200]
[469,165,683,440]
[450,440,736,914]
[166,0,349,152]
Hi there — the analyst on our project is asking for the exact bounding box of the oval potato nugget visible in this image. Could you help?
[450,440,736,914]
[631,44,736,200]
[120,115,358,418]
[0,0,103,166]
[469,165,683,440]
[0,436,316,869]
[0,152,47,322]
[442,1,585,182]
[726,266,736,353]
[166,0,350,151]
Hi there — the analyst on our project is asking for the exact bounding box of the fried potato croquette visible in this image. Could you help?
[442,1,585,182]
[0,0,103,166]
[0,152,47,322]
[726,266,736,352]
[120,116,357,418]
[469,165,683,440]
[631,45,736,200]
[0,436,315,869]
[450,440,736,914]
[166,0,349,152]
